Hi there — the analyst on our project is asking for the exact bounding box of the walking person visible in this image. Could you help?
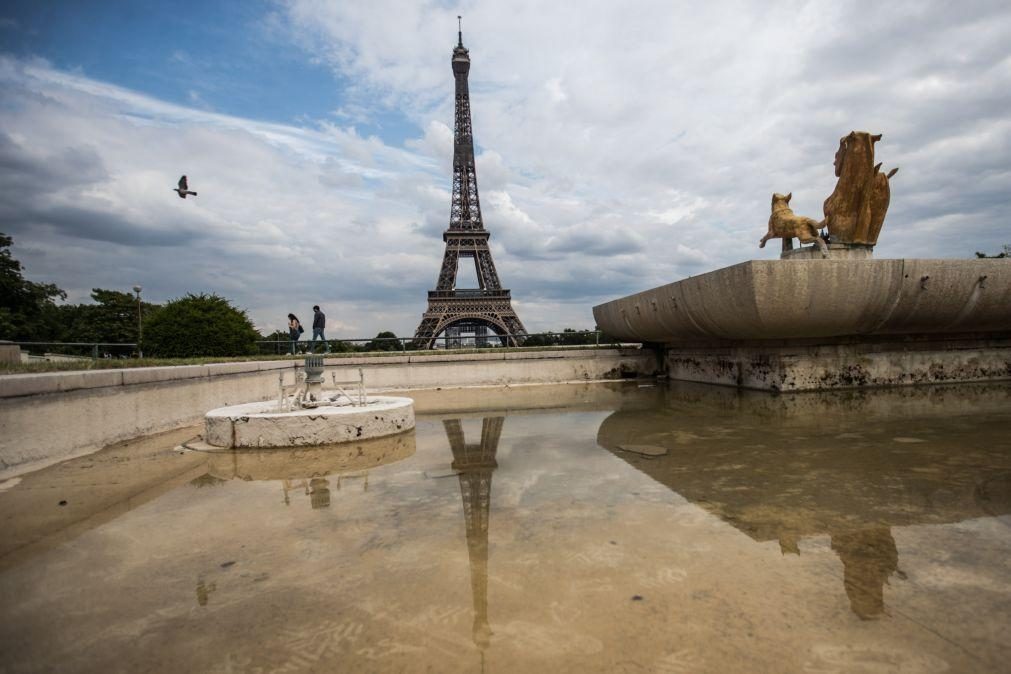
[311,305,330,353]
[287,313,303,354]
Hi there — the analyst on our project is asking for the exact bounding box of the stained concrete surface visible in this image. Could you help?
[592,259,1011,343]
[203,396,415,448]
[0,350,655,477]
[1,381,1010,672]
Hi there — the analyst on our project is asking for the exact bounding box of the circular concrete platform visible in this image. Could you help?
[203,396,415,448]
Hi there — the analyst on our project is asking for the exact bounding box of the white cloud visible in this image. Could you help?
[281,0,1011,268]
[4,0,1011,342]
[0,56,442,336]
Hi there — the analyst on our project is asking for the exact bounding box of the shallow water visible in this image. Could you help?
[2,381,1010,673]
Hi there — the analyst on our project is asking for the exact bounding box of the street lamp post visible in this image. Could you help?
[133,285,143,358]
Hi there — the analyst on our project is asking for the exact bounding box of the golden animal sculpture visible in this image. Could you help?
[760,192,828,258]
[823,131,898,245]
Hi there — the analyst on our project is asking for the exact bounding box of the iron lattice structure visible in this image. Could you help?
[413,27,527,348]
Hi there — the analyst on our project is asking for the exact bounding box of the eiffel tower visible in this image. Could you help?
[444,416,503,654]
[413,21,527,349]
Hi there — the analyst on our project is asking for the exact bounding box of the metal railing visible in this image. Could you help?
[258,330,617,355]
[426,289,511,299]
[4,331,620,360]
[9,341,139,360]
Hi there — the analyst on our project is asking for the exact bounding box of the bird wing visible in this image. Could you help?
[178,175,188,190]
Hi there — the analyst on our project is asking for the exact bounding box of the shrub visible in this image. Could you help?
[142,293,258,358]
[329,339,359,353]
[364,331,401,352]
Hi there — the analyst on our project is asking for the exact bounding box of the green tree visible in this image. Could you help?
[975,244,1010,259]
[521,333,557,347]
[0,233,66,340]
[65,289,160,345]
[558,328,596,345]
[142,293,258,358]
[329,339,359,353]
[261,329,288,342]
[259,329,290,355]
[364,331,401,352]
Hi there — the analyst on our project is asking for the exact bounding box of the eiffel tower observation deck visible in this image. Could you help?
[413,20,527,349]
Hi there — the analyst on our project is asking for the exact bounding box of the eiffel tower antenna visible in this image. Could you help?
[412,24,527,349]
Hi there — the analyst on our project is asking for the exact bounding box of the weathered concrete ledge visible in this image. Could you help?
[593,259,1010,342]
[203,397,415,448]
[665,335,1011,392]
[593,259,1011,391]
[0,341,19,365]
[0,348,654,477]
[0,360,292,399]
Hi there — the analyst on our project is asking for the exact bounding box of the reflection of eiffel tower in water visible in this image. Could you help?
[444,417,503,655]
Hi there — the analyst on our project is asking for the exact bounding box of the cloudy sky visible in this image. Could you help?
[1,1,1009,337]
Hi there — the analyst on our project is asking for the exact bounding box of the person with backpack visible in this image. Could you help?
[287,313,303,354]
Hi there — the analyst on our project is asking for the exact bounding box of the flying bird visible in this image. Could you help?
[174,175,198,199]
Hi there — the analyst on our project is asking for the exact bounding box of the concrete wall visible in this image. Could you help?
[0,348,655,477]
[0,342,19,365]
[592,258,1011,392]
[665,337,1011,392]
[593,259,1011,343]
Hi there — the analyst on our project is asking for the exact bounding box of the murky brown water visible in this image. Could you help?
[2,381,1010,673]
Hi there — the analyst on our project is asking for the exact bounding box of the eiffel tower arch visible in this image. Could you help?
[413,23,527,349]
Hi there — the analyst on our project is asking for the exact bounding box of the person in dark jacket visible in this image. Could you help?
[311,305,330,353]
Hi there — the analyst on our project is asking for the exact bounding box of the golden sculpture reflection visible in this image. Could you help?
[596,382,1011,620]
[830,528,900,620]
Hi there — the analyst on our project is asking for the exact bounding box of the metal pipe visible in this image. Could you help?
[132,285,143,358]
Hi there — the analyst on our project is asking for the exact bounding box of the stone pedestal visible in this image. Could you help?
[303,354,325,401]
[781,243,873,260]
[203,396,415,448]
[592,258,1011,391]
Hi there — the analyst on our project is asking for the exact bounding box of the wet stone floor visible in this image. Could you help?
[1,381,1011,673]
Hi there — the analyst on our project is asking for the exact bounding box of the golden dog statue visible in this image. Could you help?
[759,192,828,258]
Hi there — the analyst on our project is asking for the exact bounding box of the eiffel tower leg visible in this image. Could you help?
[474,249,501,289]
[502,316,527,346]
[412,316,442,349]
[480,417,504,449]
[437,249,460,291]
[444,419,466,454]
